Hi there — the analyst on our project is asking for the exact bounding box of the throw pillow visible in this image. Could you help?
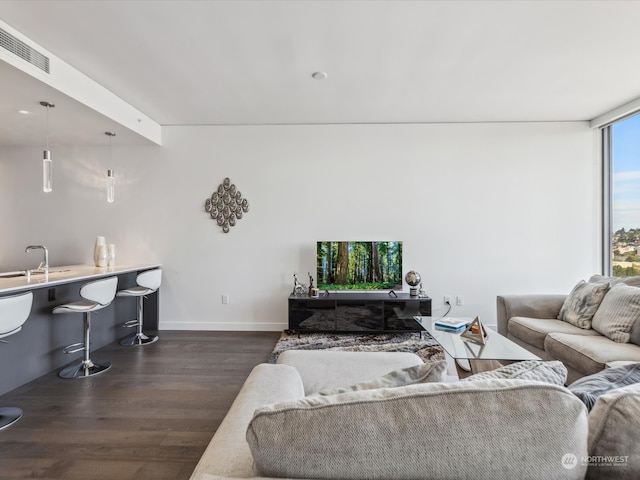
[591,283,640,343]
[246,379,588,480]
[568,363,640,411]
[587,382,640,478]
[314,360,447,396]
[461,360,567,386]
[557,280,610,329]
[631,320,640,346]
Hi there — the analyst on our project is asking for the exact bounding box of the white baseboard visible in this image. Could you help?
[159,321,286,332]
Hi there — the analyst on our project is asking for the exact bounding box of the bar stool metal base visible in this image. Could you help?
[59,359,112,379]
[120,332,158,346]
[0,407,23,431]
[119,290,159,347]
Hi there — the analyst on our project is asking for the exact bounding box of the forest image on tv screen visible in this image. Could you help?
[316,241,403,290]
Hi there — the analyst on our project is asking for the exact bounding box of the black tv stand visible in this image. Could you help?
[288,291,432,333]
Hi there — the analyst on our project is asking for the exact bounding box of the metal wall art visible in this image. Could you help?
[204,177,250,233]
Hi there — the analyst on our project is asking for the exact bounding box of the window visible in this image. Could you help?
[607,113,640,277]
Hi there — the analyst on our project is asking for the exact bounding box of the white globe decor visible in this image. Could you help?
[405,270,421,297]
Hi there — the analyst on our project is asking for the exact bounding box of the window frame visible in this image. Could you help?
[603,125,612,276]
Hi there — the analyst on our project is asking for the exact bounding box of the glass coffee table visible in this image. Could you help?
[413,316,540,377]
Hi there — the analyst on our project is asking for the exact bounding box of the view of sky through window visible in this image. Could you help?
[612,114,640,231]
[611,114,640,276]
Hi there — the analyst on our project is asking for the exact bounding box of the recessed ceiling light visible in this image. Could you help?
[311,71,328,80]
[17,109,31,115]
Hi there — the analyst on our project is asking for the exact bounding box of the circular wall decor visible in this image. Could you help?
[204,177,250,233]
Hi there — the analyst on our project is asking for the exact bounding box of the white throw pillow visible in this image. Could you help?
[591,283,640,343]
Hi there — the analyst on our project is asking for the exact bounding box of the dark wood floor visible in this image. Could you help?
[0,330,281,480]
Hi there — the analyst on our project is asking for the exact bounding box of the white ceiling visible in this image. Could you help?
[1,0,640,145]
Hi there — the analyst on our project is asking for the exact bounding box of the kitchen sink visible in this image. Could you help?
[0,269,71,279]
[30,269,71,275]
[0,271,27,278]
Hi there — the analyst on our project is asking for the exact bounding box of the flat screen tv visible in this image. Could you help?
[316,241,403,291]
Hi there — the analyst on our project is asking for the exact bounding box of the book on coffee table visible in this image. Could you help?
[434,318,469,331]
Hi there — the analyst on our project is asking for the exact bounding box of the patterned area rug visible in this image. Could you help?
[269,331,444,364]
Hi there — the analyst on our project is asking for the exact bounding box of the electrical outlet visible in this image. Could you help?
[444,296,451,304]
[222,294,230,304]
[456,295,464,306]
[48,288,55,301]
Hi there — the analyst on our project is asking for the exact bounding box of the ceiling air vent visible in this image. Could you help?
[0,27,50,73]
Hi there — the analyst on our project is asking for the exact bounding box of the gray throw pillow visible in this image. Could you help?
[588,383,640,478]
[462,360,568,386]
[557,280,610,329]
[591,283,640,343]
[314,360,447,396]
[568,363,640,411]
[631,320,640,346]
[247,379,588,480]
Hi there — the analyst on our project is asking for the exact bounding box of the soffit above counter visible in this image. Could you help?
[0,20,161,147]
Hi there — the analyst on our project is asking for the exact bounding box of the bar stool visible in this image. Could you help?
[53,276,118,379]
[0,291,33,431]
[118,269,161,346]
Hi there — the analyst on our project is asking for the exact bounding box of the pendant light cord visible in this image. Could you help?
[40,101,54,151]
[105,131,116,164]
[45,104,50,151]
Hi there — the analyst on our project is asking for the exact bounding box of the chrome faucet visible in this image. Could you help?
[25,245,49,273]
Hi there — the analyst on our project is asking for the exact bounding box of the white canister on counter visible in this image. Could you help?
[107,244,116,266]
[94,236,106,267]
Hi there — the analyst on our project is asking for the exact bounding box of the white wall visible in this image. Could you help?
[0,122,599,330]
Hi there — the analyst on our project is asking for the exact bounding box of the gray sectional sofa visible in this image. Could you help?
[189,350,630,480]
[497,275,640,384]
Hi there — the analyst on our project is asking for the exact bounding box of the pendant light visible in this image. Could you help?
[40,101,55,193]
[105,132,116,203]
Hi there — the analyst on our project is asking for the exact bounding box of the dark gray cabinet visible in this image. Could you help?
[288,292,431,333]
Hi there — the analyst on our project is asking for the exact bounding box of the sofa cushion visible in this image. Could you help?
[557,280,610,329]
[276,350,424,395]
[587,382,640,479]
[509,316,600,350]
[462,360,567,385]
[247,379,588,480]
[544,333,640,377]
[589,274,640,288]
[315,360,447,396]
[568,363,640,411]
[591,283,640,343]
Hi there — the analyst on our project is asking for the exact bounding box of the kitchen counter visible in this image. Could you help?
[0,263,162,396]
[0,263,161,295]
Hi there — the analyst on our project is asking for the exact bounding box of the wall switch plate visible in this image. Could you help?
[222,294,229,304]
[456,295,463,306]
